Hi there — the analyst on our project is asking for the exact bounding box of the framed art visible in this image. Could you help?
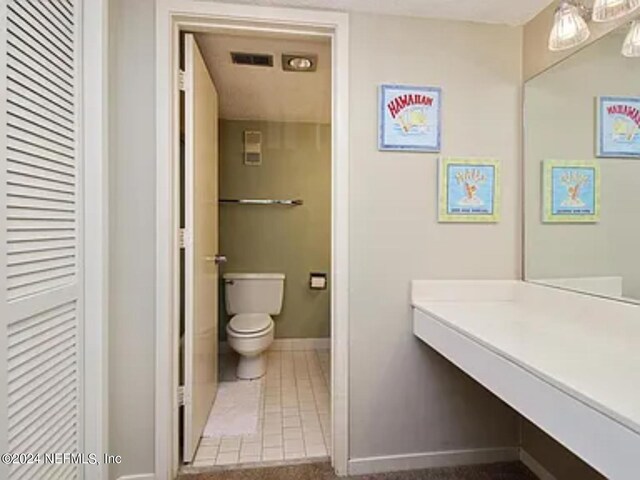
[596,96,640,158]
[542,160,600,223]
[438,158,500,223]
[378,84,442,152]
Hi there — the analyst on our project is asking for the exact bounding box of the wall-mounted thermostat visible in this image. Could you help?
[244,130,262,166]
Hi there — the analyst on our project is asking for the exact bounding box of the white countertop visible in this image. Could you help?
[412,280,640,436]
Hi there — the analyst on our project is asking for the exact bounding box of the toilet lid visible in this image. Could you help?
[228,313,272,334]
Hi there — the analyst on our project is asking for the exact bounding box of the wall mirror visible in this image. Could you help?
[524,24,640,304]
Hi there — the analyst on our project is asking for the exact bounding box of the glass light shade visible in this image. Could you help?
[549,2,591,51]
[592,0,640,22]
[622,20,640,57]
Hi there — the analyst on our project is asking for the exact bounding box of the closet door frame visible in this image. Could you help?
[82,1,109,479]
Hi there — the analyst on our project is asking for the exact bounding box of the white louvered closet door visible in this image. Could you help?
[0,1,84,479]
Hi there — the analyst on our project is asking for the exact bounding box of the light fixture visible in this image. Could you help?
[622,19,640,56]
[282,54,317,72]
[549,1,591,51]
[592,0,640,22]
[289,57,312,70]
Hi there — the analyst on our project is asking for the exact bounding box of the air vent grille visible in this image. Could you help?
[231,52,273,67]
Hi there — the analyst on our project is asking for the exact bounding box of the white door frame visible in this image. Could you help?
[155,1,350,478]
[82,1,109,478]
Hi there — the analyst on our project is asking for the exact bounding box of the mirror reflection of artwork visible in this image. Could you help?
[438,158,500,223]
[524,26,640,304]
[378,84,442,152]
[597,96,640,158]
[543,160,600,223]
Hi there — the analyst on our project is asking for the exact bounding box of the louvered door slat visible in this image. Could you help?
[24,1,73,40]
[7,6,74,68]
[8,144,76,172]
[11,2,73,51]
[7,65,74,115]
[9,349,75,399]
[8,80,74,125]
[37,1,73,35]
[6,42,74,97]
[8,95,75,134]
[8,116,75,153]
[2,1,82,478]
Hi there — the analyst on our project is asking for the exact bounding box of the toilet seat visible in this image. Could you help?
[228,313,273,336]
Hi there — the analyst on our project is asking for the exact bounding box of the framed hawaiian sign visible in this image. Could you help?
[379,84,442,152]
[438,158,501,223]
[596,96,640,158]
[542,160,600,223]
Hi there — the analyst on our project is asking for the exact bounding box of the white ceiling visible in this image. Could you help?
[196,33,331,123]
[212,0,555,26]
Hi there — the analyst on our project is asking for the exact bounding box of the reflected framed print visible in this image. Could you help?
[543,160,601,223]
[596,96,640,158]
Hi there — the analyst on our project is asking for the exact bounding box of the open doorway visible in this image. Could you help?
[178,29,332,471]
[155,4,349,478]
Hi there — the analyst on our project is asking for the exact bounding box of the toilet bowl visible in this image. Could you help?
[224,273,285,380]
[226,313,275,379]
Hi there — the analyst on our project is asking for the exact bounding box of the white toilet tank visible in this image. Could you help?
[224,273,285,315]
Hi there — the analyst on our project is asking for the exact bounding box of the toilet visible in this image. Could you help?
[224,273,285,379]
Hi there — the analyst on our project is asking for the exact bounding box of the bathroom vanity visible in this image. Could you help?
[412,280,640,479]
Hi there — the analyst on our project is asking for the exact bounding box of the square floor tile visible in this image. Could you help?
[263,434,283,448]
[306,443,327,457]
[262,447,283,461]
[219,437,241,452]
[283,427,303,440]
[216,451,239,465]
[283,416,301,428]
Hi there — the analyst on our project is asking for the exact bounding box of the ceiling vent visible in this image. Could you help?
[231,52,274,67]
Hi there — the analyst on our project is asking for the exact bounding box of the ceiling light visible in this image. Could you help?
[622,20,640,56]
[282,54,317,72]
[289,57,312,70]
[549,1,591,51]
[592,0,640,22]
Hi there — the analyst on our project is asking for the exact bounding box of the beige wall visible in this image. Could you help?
[108,0,156,478]
[219,120,331,339]
[108,4,525,478]
[348,13,522,459]
[525,32,640,301]
[523,1,639,80]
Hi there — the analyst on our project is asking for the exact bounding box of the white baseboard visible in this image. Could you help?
[520,449,557,480]
[220,337,330,353]
[116,474,155,480]
[347,446,520,475]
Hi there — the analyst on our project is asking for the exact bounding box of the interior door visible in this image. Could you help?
[183,33,219,463]
[1,1,84,478]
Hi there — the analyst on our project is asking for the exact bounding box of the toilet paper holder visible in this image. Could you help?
[309,272,327,290]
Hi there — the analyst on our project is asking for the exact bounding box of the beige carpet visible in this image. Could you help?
[179,461,538,480]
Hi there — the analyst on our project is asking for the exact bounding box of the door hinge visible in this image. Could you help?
[179,228,186,249]
[177,385,185,406]
[178,70,186,91]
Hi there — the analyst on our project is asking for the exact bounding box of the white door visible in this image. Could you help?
[183,33,220,463]
[0,1,84,479]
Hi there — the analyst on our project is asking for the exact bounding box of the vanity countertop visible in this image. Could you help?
[412,280,640,441]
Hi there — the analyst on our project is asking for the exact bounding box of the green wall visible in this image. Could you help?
[219,120,331,339]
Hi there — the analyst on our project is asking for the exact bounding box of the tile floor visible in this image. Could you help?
[190,348,331,468]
